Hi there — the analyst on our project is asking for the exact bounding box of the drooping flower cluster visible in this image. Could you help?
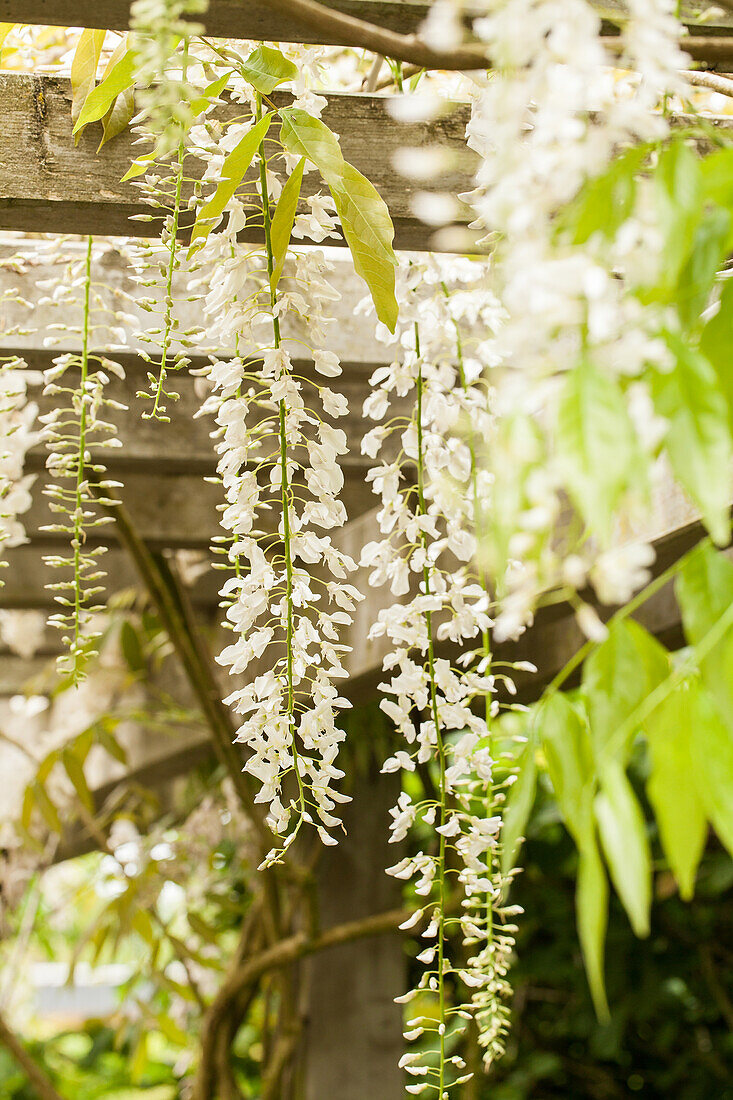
[189,100,362,863]
[37,238,127,680]
[459,0,690,640]
[360,259,520,1091]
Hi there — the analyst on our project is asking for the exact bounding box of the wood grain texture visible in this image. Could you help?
[0,74,475,250]
[2,0,731,37]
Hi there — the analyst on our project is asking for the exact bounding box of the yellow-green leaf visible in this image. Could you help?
[74,45,138,134]
[241,44,297,94]
[500,734,537,880]
[690,680,733,858]
[269,157,305,291]
[71,28,106,129]
[644,679,707,900]
[99,85,135,149]
[0,23,16,61]
[595,762,651,938]
[576,838,610,1022]
[189,112,273,250]
[279,107,398,331]
[62,746,95,815]
[32,781,62,834]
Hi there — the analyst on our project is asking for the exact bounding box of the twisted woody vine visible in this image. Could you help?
[1,0,733,1095]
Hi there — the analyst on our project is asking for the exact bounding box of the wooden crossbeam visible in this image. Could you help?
[0,74,475,250]
[1,0,731,39]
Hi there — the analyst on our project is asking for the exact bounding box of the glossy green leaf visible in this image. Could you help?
[279,107,398,331]
[500,735,537,879]
[595,761,651,937]
[70,28,106,129]
[700,278,733,434]
[677,542,733,729]
[645,679,707,899]
[241,44,297,94]
[189,112,273,250]
[555,360,638,542]
[583,619,670,766]
[652,335,731,547]
[576,838,610,1021]
[73,46,138,133]
[269,157,305,291]
[691,680,733,858]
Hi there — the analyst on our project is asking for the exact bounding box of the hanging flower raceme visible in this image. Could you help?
[37,238,127,681]
[361,259,513,1093]
[187,75,363,864]
[460,0,691,641]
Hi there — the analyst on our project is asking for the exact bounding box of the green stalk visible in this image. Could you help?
[147,44,188,421]
[414,323,448,1094]
[71,233,94,676]
[255,91,306,837]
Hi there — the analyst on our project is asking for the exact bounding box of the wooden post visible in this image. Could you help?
[301,708,405,1099]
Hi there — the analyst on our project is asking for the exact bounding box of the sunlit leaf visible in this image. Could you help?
[74,45,138,133]
[279,107,398,331]
[269,156,305,292]
[62,746,94,814]
[691,680,733,858]
[645,679,707,899]
[99,85,135,150]
[595,762,651,937]
[676,208,730,331]
[559,144,648,245]
[654,138,703,289]
[189,112,273,250]
[700,278,733,434]
[555,359,638,543]
[71,28,106,130]
[241,44,297,94]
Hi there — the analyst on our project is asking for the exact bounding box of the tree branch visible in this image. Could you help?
[0,1008,66,1100]
[683,68,733,97]
[265,0,733,71]
[264,0,489,69]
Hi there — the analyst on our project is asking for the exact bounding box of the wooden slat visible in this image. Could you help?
[1,0,731,39]
[0,74,475,250]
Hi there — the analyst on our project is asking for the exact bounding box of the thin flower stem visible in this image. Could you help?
[414,322,447,1095]
[70,233,94,679]
[255,92,306,844]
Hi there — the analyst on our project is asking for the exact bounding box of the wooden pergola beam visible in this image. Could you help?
[0,74,475,250]
[1,0,731,40]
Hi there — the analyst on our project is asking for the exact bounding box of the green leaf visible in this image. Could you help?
[644,679,707,899]
[187,911,221,945]
[540,693,595,845]
[576,838,610,1022]
[654,138,703,289]
[560,145,648,245]
[0,23,15,61]
[98,725,128,764]
[241,44,297,94]
[690,680,733,858]
[269,157,305,292]
[500,735,537,879]
[595,762,651,937]
[120,620,145,673]
[677,542,733,729]
[189,112,273,250]
[279,107,398,331]
[330,162,399,332]
[676,208,731,331]
[71,28,106,128]
[651,334,731,547]
[188,70,231,116]
[700,278,733,435]
[702,146,733,213]
[99,85,135,150]
[62,747,95,814]
[583,620,670,767]
[555,359,638,542]
[73,45,138,133]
